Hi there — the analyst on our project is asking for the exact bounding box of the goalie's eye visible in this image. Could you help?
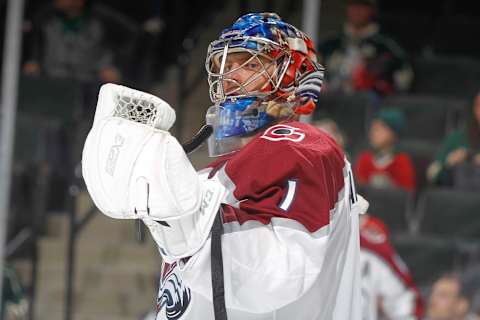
[245,61,261,70]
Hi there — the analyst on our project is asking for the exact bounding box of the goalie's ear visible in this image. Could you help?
[93,83,176,131]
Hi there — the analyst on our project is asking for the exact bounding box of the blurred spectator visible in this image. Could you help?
[354,109,416,191]
[427,92,480,189]
[23,0,137,83]
[462,265,480,320]
[1,265,28,320]
[317,0,413,96]
[360,214,423,320]
[426,274,478,320]
[313,119,347,149]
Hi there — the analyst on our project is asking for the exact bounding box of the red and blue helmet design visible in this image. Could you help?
[205,13,325,156]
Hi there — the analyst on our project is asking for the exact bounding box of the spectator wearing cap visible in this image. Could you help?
[427,92,480,189]
[317,0,413,96]
[354,109,416,191]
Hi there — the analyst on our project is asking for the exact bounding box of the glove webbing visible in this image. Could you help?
[211,208,227,320]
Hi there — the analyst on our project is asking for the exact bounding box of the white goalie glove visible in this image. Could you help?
[82,84,226,262]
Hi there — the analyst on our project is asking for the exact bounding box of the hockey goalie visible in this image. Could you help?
[82,12,367,320]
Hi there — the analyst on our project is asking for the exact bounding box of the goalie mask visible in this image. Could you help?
[205,12,325,156]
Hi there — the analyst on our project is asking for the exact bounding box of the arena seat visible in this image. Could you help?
[380,94,467,142]
[431,17,480,59]
[398,139,437,192]
[392,235,459,285]
[417,188,480,239]
[377,12,434,55]
[357,185,414,233]
[17,75,82,121]
[314,92,374,153]
[413,56,480,98]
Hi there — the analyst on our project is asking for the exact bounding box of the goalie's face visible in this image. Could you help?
[219,52,276,95]
[207,43,284,104]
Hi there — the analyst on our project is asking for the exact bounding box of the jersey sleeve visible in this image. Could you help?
[177,123,360,313]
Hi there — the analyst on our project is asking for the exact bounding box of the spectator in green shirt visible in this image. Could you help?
[23,0,137,83]
[427,93,480,187]
[317,0,413,96]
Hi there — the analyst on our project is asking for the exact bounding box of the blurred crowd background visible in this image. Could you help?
[0,0,479,319]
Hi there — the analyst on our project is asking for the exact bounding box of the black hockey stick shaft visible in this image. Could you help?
[181,124,213,154]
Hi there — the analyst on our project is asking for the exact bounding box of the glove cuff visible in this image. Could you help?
[142,177,226,262]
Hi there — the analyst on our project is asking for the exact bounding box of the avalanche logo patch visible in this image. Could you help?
[261,124,305,142]
[157,262,191,320]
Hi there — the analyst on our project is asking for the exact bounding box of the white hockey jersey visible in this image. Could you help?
[360,215,423,320]
[155,121,364,320]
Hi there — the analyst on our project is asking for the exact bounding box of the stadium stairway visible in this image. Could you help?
[25,191,160,320]
[10,145,212,320]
